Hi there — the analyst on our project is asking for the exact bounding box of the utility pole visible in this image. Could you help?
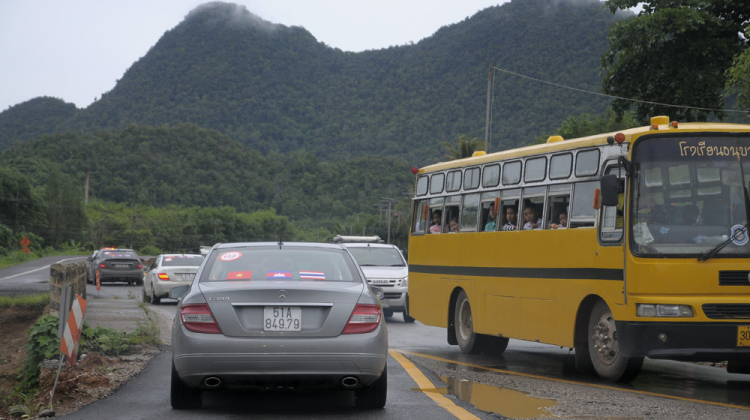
[84,170,89,205]
[484,63,493,154]
[13,190,18,235]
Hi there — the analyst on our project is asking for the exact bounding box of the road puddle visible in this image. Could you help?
[416,375,557,418]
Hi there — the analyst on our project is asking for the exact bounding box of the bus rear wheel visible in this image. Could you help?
[455,290,501,354]
[587,301,643,382]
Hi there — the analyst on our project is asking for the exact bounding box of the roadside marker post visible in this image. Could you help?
[96,269,101,296]
[49,294,87,408]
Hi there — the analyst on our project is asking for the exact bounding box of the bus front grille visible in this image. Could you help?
[719,271,750,286]
[702,304,750,319]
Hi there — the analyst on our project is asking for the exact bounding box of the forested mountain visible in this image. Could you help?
[0,0,624,165]
[0,124,414,223]
[0,97,77,150]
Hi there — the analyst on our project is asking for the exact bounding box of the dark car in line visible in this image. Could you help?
[87,249,143,285]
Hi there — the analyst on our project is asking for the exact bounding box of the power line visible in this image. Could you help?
[492,65,747,115]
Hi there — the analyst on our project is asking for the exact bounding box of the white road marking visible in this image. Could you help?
[0,257,86,281]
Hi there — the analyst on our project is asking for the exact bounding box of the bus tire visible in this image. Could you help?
[587,300,643,382]
[454,290,491,354]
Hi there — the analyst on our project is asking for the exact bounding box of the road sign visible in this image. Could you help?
[20,236,30,248]
[60,294,86,366]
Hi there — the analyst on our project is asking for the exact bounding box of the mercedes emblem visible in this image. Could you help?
[277,290,288,300]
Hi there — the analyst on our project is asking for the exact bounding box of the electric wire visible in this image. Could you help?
[492,66,747,115]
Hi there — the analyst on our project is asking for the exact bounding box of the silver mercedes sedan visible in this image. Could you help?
[170,242,388,410]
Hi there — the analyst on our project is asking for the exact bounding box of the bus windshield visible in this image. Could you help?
[632,136,750,257]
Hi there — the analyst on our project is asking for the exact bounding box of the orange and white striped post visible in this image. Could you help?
[60,294,87,366]
[49,294,87,408]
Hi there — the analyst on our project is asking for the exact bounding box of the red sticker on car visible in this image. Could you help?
[219,252,242,261]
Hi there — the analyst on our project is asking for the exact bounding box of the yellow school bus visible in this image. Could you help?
[408,116,750,381]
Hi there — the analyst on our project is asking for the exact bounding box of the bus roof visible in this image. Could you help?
[418,119,750,174]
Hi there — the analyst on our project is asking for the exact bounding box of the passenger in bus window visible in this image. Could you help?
[523,206,542,230]
[550,210,568,229]
[503,206,518,231]
[484,204,497,231]
[449,218,459,233]
[430,210,442,233]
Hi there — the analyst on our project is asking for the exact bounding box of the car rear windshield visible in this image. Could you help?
[201,246,361,282]
[101,251,137,259]
[347,247,405,267]
[162,255,203,267]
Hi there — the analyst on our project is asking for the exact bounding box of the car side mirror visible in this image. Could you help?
[169,285,190,300]
[87,257,92,262]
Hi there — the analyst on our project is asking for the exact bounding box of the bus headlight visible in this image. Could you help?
[401,276,408,287]
[637,304,693,318]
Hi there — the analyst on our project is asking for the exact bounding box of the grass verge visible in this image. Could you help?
[0,249,90,270]
[0,293,50,309]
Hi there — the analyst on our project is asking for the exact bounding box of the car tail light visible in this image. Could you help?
[180,304,222,334]
[100,264,105,268]
[158,273,170,280]
[138,264,142,269]
[342,304,381,334]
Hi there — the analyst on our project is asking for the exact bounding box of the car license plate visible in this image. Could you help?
[380,299,390,307]
[114,264,128,268]
[739,326,750,347]
[180,273,195,281]
[263,307,301,331]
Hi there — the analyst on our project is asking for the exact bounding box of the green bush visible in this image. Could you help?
[138,245,161,256]
[16,315,60,391]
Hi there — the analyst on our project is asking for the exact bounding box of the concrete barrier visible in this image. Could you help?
[50,262,86,316]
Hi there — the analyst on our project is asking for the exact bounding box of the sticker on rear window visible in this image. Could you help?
[267,271,292,279]
[219,252,242,262]
[165,258,172,262]
[226,271,252,280]
[300,271,325,280]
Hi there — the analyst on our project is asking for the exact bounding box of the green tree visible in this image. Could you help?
[601,1,748,123]
[45,170,86,247]
[443,135,485,160]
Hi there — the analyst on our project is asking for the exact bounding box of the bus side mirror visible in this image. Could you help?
[600,174,620,207]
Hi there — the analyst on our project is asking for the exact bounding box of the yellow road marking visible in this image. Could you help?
[389,350,481,420]
[393,349,750,412]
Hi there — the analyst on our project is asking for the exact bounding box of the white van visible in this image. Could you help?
[336,237,413,322]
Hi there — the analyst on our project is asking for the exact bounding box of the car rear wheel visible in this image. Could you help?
[150,286,160,304]
[141,287,147,303]
[170,361,202,409]
[383,309,394,318]
[354,364,387,409]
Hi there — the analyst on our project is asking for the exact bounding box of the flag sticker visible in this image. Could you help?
[300,271,325,280]
[226,271,252,280]
[267,271,293,279]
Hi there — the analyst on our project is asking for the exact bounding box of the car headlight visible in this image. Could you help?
[401,276,408,287]
[636,304,693,318]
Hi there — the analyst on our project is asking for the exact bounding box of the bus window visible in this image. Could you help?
[446,170,462,192]
[464,168,480,190]
[482,164,500,188]
[503,161,522,185]
[462,194,480,231]
[571,181,597,227]
[576,149,601,177]
[416,176,429,196]
[548,194,570,229]
[521,196,544,230]
[412,200,428,234]
[430,173,445,194]
[600,167,624,242]
[550,153,573,180]
[501,199,519,231]
[525,156,547,183]
[445,205,461,233]
[480,201,497,231]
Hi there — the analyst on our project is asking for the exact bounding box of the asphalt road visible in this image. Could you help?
[3,259,750,418]
[0,255,86,296]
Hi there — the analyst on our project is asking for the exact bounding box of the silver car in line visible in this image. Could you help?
[142,254,203,304]
[170,242,388,410]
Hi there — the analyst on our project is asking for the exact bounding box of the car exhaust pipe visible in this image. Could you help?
[204,377,222,388]
[341,376,359,388]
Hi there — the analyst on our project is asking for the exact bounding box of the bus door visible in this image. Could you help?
[597,164,626,306]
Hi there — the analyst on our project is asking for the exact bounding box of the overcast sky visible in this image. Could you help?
[0,0,514,111]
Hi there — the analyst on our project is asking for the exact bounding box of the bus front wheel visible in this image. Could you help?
[587,301,643,382]
[454,290,505,354]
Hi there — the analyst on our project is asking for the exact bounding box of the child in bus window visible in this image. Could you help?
[523,206,542,230]
[449,218,459,233]
[503,206,518,231]
[430,210,442,233]
[550,210,568,229]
